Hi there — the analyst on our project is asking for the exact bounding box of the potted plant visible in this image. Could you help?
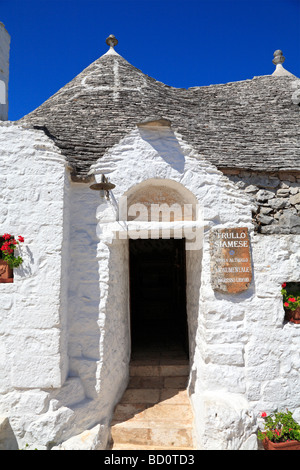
[0,234,24,283]
[258,410,300,450]
[281,282,300,324]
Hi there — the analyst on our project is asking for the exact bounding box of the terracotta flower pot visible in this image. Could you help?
[285,307,300,324]
[0,259,13,283]
[263,437,300,450]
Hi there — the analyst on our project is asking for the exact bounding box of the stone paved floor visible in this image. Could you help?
[108,340,195,450]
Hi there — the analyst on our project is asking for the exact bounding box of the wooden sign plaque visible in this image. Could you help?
[210,227,252,294]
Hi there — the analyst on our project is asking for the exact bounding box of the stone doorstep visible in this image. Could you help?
[111,418,193,429]
[113,401,193,421]
[159,389,190,405]
[164,376,188,388]
[109,358,194,449]
[111,444,195,450]
[112,403,194,425]
[110,390,194,448]
[120,388,190,406]
[128,376,164,389]
[120,388,160,404]
[128,375,188,389]
[112,402,149,418]
[131,357,189,365]
[110,426,193,447]
[129,364,190,377]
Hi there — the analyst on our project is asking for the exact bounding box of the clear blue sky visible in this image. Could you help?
[1,0,300,120]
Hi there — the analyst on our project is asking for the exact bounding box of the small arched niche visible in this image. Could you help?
[123,178,198,222]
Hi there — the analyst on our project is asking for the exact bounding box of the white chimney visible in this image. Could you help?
[0,22,10,121]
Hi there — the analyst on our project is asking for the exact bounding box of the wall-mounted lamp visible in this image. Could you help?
[90,174,115,199]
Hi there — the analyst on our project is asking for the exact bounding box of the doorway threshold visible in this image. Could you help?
[131,339,189,367]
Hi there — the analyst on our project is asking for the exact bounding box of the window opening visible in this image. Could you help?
[281,282,300,324]
[0,236,14,283]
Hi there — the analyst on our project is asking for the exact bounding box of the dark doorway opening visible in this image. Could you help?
[129,238,189,358]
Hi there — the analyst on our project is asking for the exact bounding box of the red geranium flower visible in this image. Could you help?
[284,302,289,307]
[2,245,13,254]
[0,233,24,269]
[2,242,12,254]
[288,297,296,302]
[261,412,267,418]
[282,283,286,288]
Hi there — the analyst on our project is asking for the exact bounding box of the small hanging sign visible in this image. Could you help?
[210,227,252,294]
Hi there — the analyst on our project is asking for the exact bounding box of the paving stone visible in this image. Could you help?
[108,351,195,450]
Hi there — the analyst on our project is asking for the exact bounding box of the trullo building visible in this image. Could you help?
[0,25,300,450]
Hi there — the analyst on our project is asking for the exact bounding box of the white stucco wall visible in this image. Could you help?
[0,122,72,448]
[0,23,10,120]
[191,231,300,450]
[90,124,300,450]
[0,123,131,449]
[0,123,69,389]
[66,183,129,427]
[0,121,299,450]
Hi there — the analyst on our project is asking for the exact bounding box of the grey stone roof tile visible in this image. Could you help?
[18,51,300,180]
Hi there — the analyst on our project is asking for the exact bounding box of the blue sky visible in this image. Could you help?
[1,0,300,120]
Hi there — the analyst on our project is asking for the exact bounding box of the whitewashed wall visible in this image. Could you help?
[0,123,72,448]
[0,123,69,389]
[91,124,300,450]
[0,121,299,450]
[0,23,10,121]
[191,231,300,450]
[65,183,129,440]
[0,123,128,450]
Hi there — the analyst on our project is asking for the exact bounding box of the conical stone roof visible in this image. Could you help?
[19,38,300,181]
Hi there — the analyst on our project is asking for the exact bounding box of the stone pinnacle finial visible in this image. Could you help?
[271,49,294,77]
[272,50,285,65]
[106,34,118,49]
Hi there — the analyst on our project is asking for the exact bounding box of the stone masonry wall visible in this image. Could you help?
[224,169,300,234]
[0,122,69,390]
[195,231,300,449]
[1,121,299,449]
[66,183,129,437]
[0,122,71,448]
[0,23,10,121]
[0,123,129,449]
[90,126,255,449]
[90,126,300,450]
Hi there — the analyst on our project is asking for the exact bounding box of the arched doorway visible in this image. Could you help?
[129,237,188,358]
[121,179,200,360]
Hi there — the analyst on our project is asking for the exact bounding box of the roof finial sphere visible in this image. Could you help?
[272,49,285,65]
[106,35,118,48]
